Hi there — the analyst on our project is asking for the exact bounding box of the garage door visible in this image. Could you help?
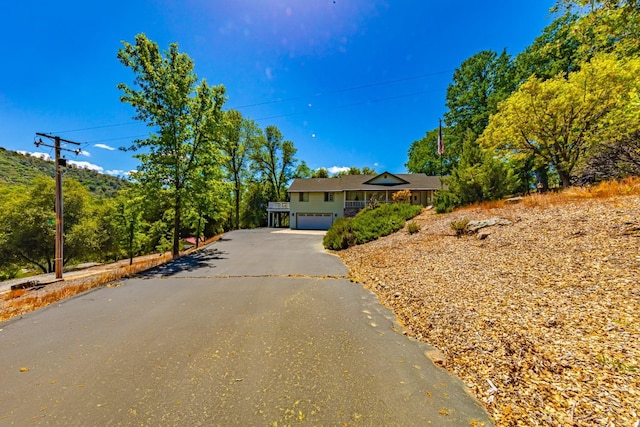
[297,213,333,230]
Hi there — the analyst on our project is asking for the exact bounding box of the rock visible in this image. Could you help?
[466,217,512,234]
[424,349,448,366]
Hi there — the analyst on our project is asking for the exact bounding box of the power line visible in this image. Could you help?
[48,69,452,134]
[235,69,452,109]
[51,122,140,134]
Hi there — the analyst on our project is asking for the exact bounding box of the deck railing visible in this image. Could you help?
[345,201,366,208]
[267,201,290,210]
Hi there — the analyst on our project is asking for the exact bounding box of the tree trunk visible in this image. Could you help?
[559,170,572,188]
[173,194,181,259]
[196,215,201,248]
[128,221,134,266]
[234,185,240,230]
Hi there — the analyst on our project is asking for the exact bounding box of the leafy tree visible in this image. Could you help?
[111,188,146,264]
[555,0,640,58]
[0,177,100,273]
[332,166,378,177]
[406,127,452,175]
[294,161,313,179]
[219,110,260,230]
[361,166,377,175]
[117,33,226,258]
[185,168,231,245]
[514,13,584,82]
[249,125,298,202]
[241,180,270,228]
[312,168,329,178]
[481,54,640,187]
[434,131,518,212]
[444,50,516,156]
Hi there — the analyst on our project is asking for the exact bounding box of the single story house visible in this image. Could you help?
[267,172,444,230]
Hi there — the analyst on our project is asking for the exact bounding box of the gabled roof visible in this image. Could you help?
[288,172,443,192]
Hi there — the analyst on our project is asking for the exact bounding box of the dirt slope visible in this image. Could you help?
[338,195,640,426]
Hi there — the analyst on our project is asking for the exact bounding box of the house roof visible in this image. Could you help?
[288,172,444,192]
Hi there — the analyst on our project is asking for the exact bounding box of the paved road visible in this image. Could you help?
[0,229,492,426]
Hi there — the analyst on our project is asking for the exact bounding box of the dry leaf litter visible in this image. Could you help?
[338,196,640,427]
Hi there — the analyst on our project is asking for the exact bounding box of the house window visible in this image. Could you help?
[324,192,334,202]
[299,192,309,202]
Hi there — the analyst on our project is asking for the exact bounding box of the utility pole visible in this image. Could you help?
[35,133,81,279]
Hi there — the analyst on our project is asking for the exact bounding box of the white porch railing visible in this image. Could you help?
[268,201,290,210]
[345,201,366,208]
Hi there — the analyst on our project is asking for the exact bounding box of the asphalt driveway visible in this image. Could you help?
[0,228,492,426]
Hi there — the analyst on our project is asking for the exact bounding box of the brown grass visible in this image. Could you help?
[460,176,640,212]
[0,234,223,322]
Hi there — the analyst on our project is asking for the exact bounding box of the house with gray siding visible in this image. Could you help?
[268,172,443,230]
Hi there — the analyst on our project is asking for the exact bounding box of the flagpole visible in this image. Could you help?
[438,118,443,188]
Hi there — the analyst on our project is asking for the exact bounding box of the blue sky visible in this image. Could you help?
[1,1,556,177]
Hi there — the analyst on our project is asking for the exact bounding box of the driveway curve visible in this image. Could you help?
[0,228,492,426]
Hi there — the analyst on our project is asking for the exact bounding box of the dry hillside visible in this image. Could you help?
[338,187,640,427]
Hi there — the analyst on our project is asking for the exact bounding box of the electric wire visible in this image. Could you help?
[48,69,452,138]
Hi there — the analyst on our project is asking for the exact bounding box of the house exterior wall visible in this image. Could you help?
[289,191,344,229]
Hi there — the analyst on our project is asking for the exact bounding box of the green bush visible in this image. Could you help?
[450,218,470,237]
[323,203,422,250]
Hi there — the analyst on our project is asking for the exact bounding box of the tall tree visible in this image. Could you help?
[481,54,640,187]
[555,0,640,58]
[444,50,516,152]
[514,13,584,82]
[250,125,298,202]
[0,177,100,273]
[406,127,452,176]
[312,168,329,178]
[117,33,226,258]
[219,110,260,230]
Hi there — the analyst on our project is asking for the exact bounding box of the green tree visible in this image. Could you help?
[241,180,270,228]
[444,50,516,156]
[361,166,377,175]
[0,177,100,273]
[481,54,640,187]
[438,132,518,210]
[555,0,640,58]
[514,13,584,82]
[311,168,329,178]
[294,161,313,179]
[406,127,452,175]
[219,110,260,230]
[249,125,298,202]
[117,33,226,258]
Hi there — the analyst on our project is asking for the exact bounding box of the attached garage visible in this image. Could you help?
[296,213,333,230]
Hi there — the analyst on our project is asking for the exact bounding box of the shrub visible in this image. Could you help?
[323,218,355,250]
[392,189,411,203]
[434,190,458,213]
[406,221,421,235]
[450,218,470,237]
[323,203,422,250]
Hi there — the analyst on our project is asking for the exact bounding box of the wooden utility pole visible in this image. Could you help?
[35,133,81,279]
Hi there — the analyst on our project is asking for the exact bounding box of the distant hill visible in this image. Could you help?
[0,147,128,198]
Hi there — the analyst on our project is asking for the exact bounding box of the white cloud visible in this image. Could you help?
[80,150,91,157]
[94,143,115,151]
[68,160,103,173]
[327,166,349,175]
[105,169,134,177]
[30,152,52,162]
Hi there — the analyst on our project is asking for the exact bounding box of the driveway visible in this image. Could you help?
[0,229,492,426]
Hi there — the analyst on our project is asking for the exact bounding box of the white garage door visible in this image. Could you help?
[297,213,333,230]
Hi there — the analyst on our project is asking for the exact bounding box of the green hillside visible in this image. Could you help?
[0,147,128,198]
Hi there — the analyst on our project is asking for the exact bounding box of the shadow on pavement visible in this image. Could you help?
[138,248,226,277]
